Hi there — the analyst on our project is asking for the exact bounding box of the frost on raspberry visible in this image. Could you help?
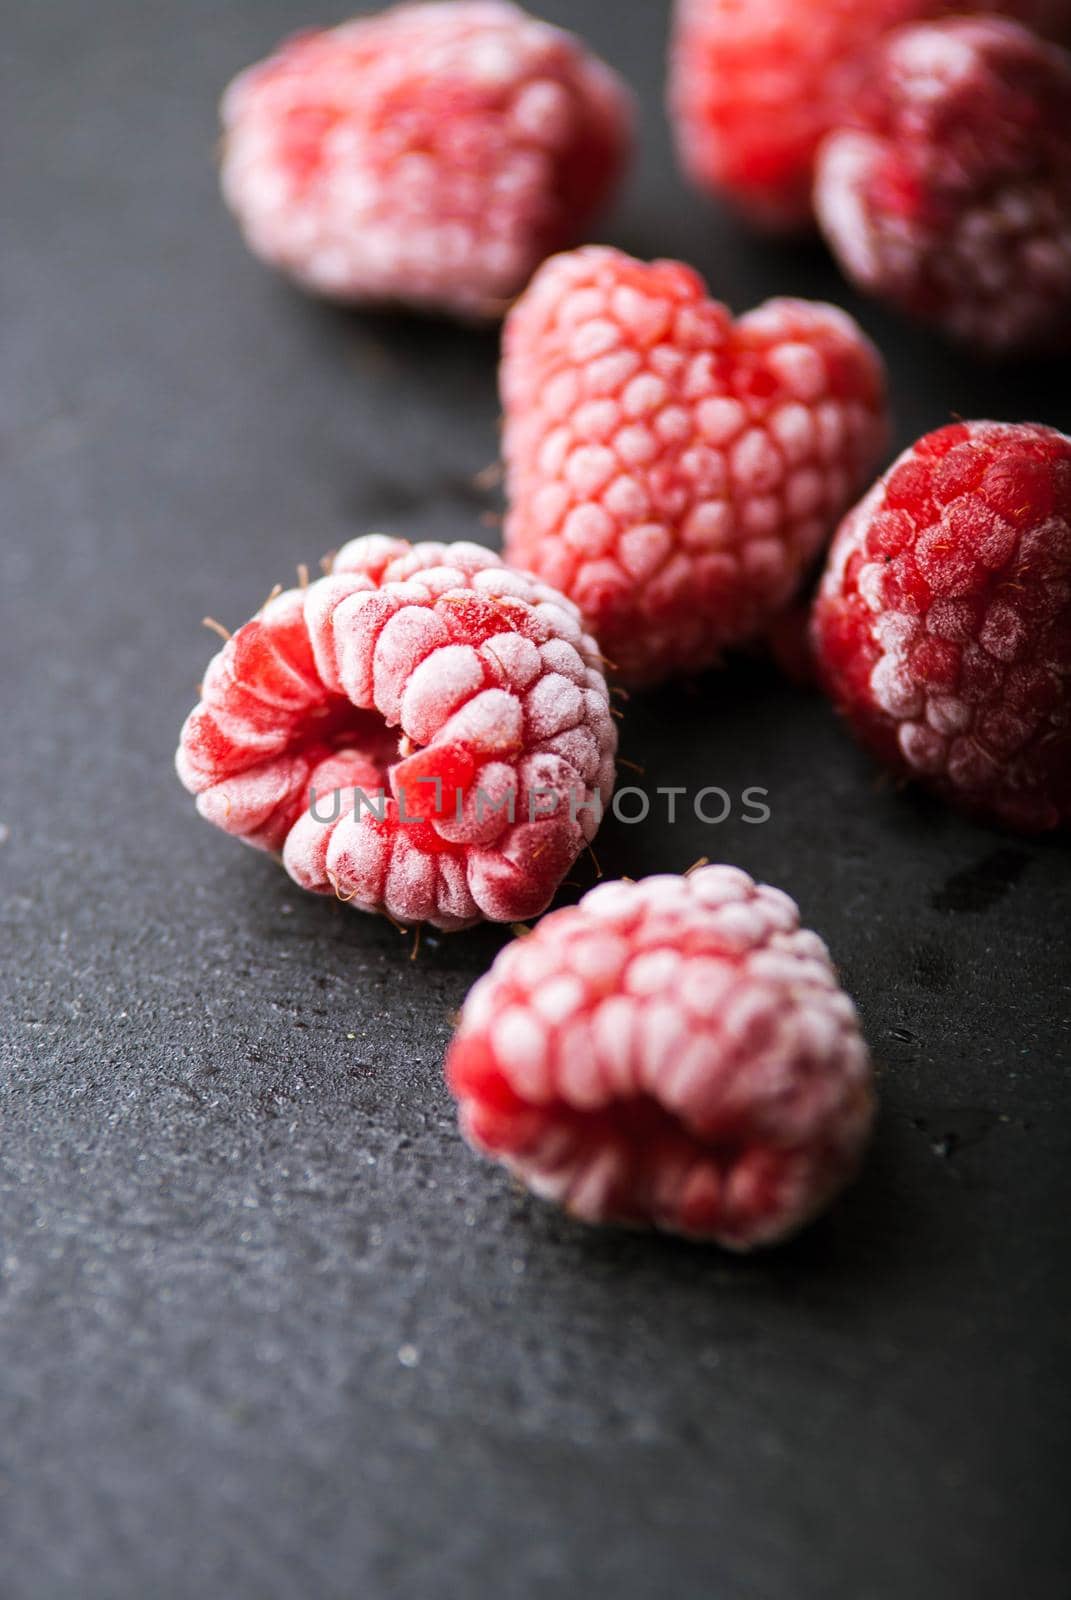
[668,0,1071,229]
[812,421,1071,833]
[446,867,875,1247]
[176,536,617,929]
[815,17,1071,354]
[500,246,888,686]
[219,1,633,317]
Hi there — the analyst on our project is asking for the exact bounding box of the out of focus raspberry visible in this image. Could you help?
[219,1,632,317]
[815,17,1071,354]
[668,0,1071,229]
[446,866,875,1247]
[176,536,616,929]
[812,421,1071,832]
[500,246,888,686]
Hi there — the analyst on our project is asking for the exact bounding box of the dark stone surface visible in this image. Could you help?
[2,4,1069,1596]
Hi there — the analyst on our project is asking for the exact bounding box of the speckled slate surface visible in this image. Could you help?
[2,4,1070,1597]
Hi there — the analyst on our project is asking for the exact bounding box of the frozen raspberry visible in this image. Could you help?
[446,867,874,1247]
[668,0,1071,229]
[176,536,617,929]
[500,246,888,686]
[815,18,1071,354]
[812,421,1071,833]
[219,1,632,317]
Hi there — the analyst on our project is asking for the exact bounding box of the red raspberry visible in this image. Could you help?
[219,1,632,317]
[446,867,874,1247]
[668,0,1071,229]
[812,421,1071,833]
[176,536,617,929]
[500,246,888,686]
[815,18,1071,354]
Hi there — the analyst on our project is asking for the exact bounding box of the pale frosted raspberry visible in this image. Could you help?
[446,867,874,1247]
[501,246,888,685]
[668,0,1071,229]
[176,536,616,929]
[219,1,632,317]
[812,421,1071,832]
[815,18,1071,354]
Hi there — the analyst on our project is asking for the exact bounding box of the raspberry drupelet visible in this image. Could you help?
[501,246,889,686]
[219,1,632,317]
[176,536,617,929]
[668,0,1071,229]
[446,867,875,1247]
[812,422,1071,833]
[815,17,1071,355]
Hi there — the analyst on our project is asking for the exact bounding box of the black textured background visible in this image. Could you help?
[2,4,1070,1597]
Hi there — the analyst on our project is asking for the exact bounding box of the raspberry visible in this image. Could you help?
[668,0,1071,229]
[219,1,632,317]
[812,421,1071,833]
[445,867,874,1247]
[500,246,888,686]
[815,18,1071,354]
[176,536,617,929]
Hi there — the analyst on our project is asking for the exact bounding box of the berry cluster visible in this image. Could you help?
[669,3,1071,352]
[177,2,1070,1247]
